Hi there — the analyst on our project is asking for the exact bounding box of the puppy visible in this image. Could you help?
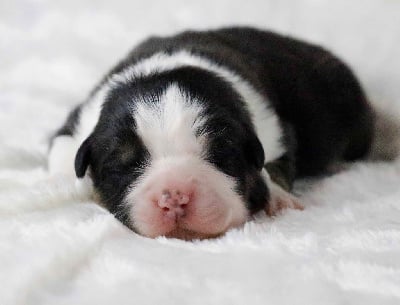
[49,27,374,240]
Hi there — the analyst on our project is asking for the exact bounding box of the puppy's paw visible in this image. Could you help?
[266,180,304,216]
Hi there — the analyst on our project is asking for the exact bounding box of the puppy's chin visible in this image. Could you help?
[125,156,249,239]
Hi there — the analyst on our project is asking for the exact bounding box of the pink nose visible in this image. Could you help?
[157,189,191,219]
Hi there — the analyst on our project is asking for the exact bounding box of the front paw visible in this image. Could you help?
[266,181,304,216]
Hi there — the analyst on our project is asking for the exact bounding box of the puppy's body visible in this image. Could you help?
[49,27,373,239]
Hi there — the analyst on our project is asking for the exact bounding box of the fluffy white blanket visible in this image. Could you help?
[1,0,400,304]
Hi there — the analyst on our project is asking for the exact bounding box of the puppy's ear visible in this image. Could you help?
[75,136,93,178]
[244,130,265,171]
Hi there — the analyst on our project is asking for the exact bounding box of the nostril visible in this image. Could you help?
[179,194,190,205]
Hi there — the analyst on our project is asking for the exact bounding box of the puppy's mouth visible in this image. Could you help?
[164,213,228,240]
[165,227,223,241]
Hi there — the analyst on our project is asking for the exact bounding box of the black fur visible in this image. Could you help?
[54,27,374,226]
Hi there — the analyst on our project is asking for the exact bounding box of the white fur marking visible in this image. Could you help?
[133,84,206,159]
[74,85,109,144]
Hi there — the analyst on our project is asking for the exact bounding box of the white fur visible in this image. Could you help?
[75,86,109,144]
[133,84,207,159]
[48,85,110,177]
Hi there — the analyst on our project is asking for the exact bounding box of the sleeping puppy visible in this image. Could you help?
[48,27,374,240]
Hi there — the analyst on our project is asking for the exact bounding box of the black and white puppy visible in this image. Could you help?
[49,27,374,240]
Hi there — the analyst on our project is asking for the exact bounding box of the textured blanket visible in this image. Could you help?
[1,0,400,304]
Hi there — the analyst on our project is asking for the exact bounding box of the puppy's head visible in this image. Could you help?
[75,70,269,239]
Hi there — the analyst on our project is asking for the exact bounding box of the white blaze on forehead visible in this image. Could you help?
[133,84,207,159]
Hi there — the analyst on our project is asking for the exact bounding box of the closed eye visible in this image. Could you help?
[206,141,244,177]
[101,141,149,176]
[118,144,137,164]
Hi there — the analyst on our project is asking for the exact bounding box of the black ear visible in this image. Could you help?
[75,136,93,178]
[244,130,265,171]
